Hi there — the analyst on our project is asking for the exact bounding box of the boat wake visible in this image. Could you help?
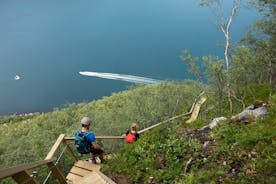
[79,71,161,84]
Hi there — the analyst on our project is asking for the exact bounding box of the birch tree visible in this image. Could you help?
[199,0,241,112]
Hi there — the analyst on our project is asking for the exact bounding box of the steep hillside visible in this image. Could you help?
[1,81,274,184]
[102,95,276,183]
[0,81,205,170]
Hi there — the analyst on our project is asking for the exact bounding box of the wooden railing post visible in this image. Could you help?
[63,141,78,162]
[47,162,67,184]
[45,134,65,160]
[44,134,68,184]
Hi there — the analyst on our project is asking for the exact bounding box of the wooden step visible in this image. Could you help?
[74,160,101,171]
[66,160,101,184]
[66,160,116,184]
[79,172,107,184]
[66,173,83,184]
[70,167,92,176]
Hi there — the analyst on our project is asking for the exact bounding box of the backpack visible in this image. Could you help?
[125,132,137,144]
[74,131,91,154]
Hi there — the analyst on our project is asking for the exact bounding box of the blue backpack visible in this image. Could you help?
[74,131,91,154]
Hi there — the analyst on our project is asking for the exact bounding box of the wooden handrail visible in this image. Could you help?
[64,136,125,141]
[137,92,206,134]
[138,112,190,134]
[45,134,65,160]
[65,92,205,139]
[137,97,201,134]
[0,159,53,180]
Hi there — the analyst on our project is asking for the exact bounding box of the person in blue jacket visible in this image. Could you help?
[78,117,105,164]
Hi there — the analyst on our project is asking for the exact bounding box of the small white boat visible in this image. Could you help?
[14,75,21,80]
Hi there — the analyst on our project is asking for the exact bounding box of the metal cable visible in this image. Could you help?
[42,144,68,184]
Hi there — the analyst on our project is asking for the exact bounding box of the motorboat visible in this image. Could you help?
[14,75,21,80]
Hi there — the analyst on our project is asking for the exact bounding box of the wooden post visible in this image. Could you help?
[47,162,67,184]
[11,171,38,184]
[45,134,65,160]
[63,141,78,162]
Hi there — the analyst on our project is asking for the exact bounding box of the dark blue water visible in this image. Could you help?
[0,0,258,115]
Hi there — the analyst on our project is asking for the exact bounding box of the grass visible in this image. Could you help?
[102,94,276,183]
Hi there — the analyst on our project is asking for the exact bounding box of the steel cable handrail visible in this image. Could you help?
[42,144,69,184]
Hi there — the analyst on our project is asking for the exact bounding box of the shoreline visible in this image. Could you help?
[0,112,42,118]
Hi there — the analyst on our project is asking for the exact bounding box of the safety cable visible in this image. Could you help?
[42,144,68,184]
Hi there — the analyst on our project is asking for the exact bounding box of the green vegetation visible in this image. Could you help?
[1,0,275,183]
[1,81,273,184]
[0,81,205,170]
[101,92,276,184]
[0,113,39,125]
[102,123,202,183]
[101,0,276,183]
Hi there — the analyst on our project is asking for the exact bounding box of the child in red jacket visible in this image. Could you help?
[125,123,140,144]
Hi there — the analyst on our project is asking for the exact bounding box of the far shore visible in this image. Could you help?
[0,112,43,118]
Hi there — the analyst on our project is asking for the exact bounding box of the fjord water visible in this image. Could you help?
[0,0,257,115]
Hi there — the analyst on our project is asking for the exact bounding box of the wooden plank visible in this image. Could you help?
[138,112,190,134]
[47,162,67,184]
[11,171,38,184]
[96,170,117,184]
[79,172,105,184]
[67,161,116,184]
[69,167,91,176]
[80,171,117,184]
[74,160,101,171]
[66,173,83,184]
[0,159,52,180]
[65,136,124,141]
[97,136,124,140]
[66,161,104,184]
[137,95,205,134]
[186,96,207,123]
[138,121,165,134]
[45,134,65,160]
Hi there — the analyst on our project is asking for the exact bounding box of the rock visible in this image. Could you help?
[198,117,227,133]
[231,104,268,123]
[203,141,209,148]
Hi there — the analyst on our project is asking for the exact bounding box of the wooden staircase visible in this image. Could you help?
[66,160,116,184]
[0,134,121,184]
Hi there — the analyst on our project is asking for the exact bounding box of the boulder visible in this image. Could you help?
[231,104,268,123]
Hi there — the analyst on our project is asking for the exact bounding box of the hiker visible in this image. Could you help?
[125,123,140,144]
[75,117,105,164]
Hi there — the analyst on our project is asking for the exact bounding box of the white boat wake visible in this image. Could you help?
[79,71,161,84]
